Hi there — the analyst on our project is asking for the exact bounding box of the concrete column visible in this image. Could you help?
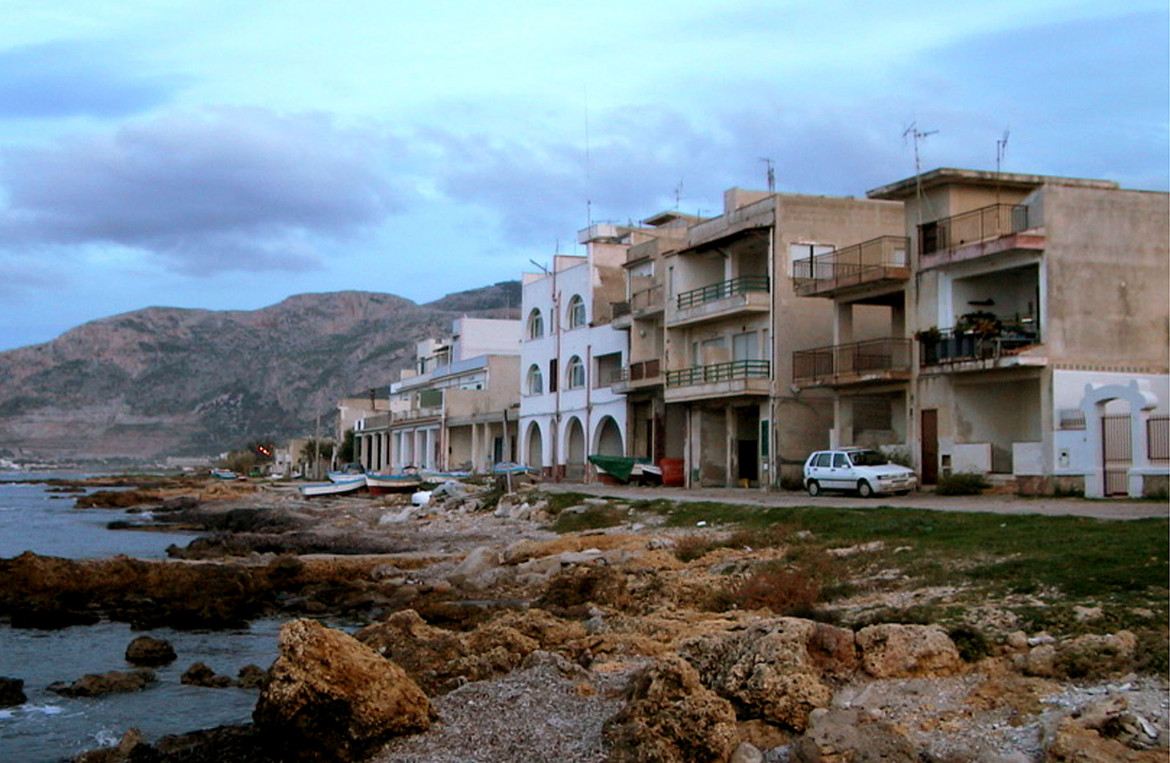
[833,397,854,447]
[892,301,906,338]
[835,302,854,345]
[726,405,736,487]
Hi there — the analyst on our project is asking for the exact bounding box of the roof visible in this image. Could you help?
[867,167,1119,200]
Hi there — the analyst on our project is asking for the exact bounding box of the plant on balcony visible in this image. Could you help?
[914,326,941,343]
[955,311,1002,337]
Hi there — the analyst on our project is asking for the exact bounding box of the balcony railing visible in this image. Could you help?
[920,327,1040,366]
[666,359,770,387]
[611,358,662,389]
[676,275,769,310]
[793,338,912,385]
[390,406,443,423]
[793,236,909,296]
[919,204,1031,255]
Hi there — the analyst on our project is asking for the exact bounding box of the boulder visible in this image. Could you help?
[682,617,855,731]
[49,669,155,697]
[855,623,962,678]
[447,546,500,589]
[0,676,26,707]
[236,664,269,689]
[181,662,234,688]
[795,706,919,762]
[253,618,433,761]
[125,635,177,667]
[604,655,739,763]
[1044,716,1167,762]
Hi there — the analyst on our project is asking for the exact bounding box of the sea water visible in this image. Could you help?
[0,475,284,762]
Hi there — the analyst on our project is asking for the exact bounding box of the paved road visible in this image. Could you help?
[539,483,1170,521]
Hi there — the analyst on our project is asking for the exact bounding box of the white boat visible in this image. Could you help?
[299,477,365,497]
[327,463,366,483]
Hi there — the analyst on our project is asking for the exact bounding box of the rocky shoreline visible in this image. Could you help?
[2,475,1166,762]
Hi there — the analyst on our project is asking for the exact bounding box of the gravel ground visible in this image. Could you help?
[372,652,641,763]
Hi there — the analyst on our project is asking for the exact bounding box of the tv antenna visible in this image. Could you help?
[674,179,684,210]
[529,258,550,276]
[995,127,1010,203]
[903,122,938,211]
[760,157,775,193]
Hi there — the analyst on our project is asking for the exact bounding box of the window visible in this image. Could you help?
[813,453,830,467]
[526,365,543,395]
[566,356,585,389]
[527,309,544,339]
[832,453,848,468]
[567,295,586,329]
[548,358,558,393]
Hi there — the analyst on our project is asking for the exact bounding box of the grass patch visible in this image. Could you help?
[642,499,1168,638]
[549,504,628,533]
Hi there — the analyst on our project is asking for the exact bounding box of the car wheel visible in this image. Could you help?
[857,480,874,498]
[806,480,820,497]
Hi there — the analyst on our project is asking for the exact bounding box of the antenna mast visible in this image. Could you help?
[995,128,1010,204]
[903,122,938,209]
[760,157,775,193]
[584,86,592,225]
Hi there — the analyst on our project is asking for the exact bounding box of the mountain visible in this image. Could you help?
[0,282,522,461]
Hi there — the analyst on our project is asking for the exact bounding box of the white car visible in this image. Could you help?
[803,448,917,497]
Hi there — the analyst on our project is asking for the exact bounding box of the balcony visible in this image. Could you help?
[919,204,1044,270]
[793,338,912,387]
[793,236,910,298]
[919,325,1045,373]
[664,359,770,402]
[630,283,664,316]
[668,275,770,327]
[611,358,662,394]
[390,406,443,425]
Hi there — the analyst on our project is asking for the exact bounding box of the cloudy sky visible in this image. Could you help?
[0,0,1165,351]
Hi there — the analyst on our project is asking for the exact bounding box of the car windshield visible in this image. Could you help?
[847,450,888,466]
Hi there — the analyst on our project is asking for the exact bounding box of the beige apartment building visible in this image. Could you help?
[640,188,906,488]
[353,317,521,474]
[792,168,1169,496]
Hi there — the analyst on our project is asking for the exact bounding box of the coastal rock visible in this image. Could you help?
[236,664,269,689]
[603,654,738,763]
[354,608,575,695]
[0,676,26,707]
[125,636,177,667]
[181,662,234,688]
[856,623,962,678]
[253,618,434,761]
[795,706,919,762]
[681,617,852,731]
[49,669,155,697]
[1044,716,1167,762]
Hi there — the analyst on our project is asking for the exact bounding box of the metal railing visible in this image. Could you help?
[792,236,909,293]
[919,327,1040,366]
[666,359,770,387]
[919,203,1031,255]
[676,275,769,310]
[390,406,443,423]
[793,338,912,384]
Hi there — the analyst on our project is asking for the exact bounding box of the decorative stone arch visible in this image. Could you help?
[1080,380,1159,498]
[524,420,544,470]
[564,416,586,480]
[593,415,624,457]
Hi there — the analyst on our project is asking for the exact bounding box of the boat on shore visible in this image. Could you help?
[365,473,422,494]
[327,463,366,483]
[587,455,662,485]
[298,477,365,497]
[211,469,238,480]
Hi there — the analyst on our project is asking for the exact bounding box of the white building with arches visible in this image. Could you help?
[519,224,655,481]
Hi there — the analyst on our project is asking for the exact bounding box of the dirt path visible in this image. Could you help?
[540,483,1170,520]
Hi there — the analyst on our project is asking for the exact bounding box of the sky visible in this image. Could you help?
[0,0,1166,351]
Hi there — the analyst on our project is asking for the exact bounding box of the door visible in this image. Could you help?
[1102,414,1132,496]
[921,409,938,485]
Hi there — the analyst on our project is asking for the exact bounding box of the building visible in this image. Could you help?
[352,317,521,473]
[519,222,685,481]
[793,168,1169,497]
[660,188,905,488]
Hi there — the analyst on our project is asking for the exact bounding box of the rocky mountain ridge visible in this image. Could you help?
[0,282,521,460]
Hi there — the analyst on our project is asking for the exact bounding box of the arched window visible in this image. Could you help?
[566,356,585,389]
[527,308,544,339]
[526,364,543,395]
[567,295,586,329]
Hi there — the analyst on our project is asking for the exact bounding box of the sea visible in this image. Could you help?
[0,473,284,763]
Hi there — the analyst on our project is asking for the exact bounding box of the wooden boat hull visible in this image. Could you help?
[365,474,422,494]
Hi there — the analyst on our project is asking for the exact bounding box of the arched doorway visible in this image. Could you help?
[1080,380,1159,498]
[565,417,586,481]
[525,421,543,470]
[594,416,623,457]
